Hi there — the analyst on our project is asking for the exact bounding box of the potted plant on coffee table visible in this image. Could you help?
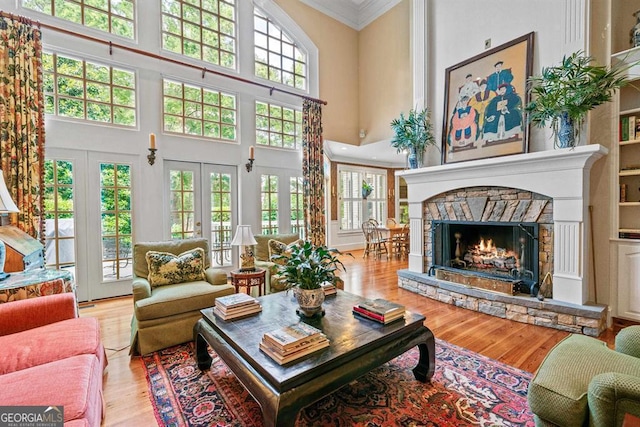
[390,107,437,169]
[272,241,349,317]
[526,51,632,148]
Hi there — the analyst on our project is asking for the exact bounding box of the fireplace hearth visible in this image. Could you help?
[395,145,608,336]
[431,220,539,296]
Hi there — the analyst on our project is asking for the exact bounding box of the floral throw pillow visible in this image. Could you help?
[146,247,206,287]
[268,239,302,266]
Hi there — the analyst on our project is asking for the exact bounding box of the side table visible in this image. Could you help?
[230,268,266,296]
[0,268,75,303]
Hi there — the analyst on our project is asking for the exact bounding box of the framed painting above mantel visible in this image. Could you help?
[441,32,534,165]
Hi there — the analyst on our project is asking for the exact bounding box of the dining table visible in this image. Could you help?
[376,224,409,258]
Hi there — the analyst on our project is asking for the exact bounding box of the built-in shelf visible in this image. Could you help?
[620,202,640,207]
[620,169,640,176]
[620,107,640,116]
[620,139,640,146]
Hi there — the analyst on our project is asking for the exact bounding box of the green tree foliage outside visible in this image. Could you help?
[44,160,74,220]
[261,174,278,234]
[163,79,236,141]
[100,163,132,237]
[161,0,236,69]
[23,0,134,39]
[43,52,136,127]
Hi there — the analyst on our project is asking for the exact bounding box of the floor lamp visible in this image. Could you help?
[0,171,19,280]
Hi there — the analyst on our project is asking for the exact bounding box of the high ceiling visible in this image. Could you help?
[300,0,406,167]
[299,0,401,31]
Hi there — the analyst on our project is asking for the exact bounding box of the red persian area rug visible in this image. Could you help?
[142,339,534,426]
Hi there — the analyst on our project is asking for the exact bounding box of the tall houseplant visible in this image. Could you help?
[272,241,349,317]
[390,108,437,169]
[526,51,631,148]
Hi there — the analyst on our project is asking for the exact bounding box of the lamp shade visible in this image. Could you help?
[0,171,18,213]
[230,225,257,246]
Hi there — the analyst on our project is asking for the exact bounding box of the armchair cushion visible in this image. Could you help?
[134,280,230,321]
[0,317,103,375]
[145,247,206,287]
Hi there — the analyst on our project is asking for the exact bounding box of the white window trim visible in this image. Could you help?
[337,164,388,234]
[251,0,319,98]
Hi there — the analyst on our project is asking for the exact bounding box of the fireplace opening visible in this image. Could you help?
[431,220,539,295]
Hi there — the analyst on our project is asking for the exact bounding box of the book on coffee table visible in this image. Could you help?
[216,293,259,309]
[358,298,405,317]
[261,323,329,364]
[321,282,337,296]
[213,293,262,320]
[353,298,405,324]
[213,303,262,320]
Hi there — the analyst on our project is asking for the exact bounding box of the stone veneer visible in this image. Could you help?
[423,186,553,286]
[398,269,607,336]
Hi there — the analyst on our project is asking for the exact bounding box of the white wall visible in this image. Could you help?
[424,0,589,167]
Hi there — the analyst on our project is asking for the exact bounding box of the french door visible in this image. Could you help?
[165,161,237,268]
[44,149,137,301]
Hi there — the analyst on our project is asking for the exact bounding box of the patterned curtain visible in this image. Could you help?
[302,99,325,246]
[0,15,45,240]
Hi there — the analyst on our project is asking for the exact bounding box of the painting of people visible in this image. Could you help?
[441,32,534,164]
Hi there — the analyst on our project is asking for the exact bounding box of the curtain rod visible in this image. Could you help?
[0,10,328,106]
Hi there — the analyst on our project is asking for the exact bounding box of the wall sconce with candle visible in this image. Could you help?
[147,133,157,165]
[245,145,255,172]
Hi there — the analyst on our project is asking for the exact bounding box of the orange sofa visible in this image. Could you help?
[0,293,107,426]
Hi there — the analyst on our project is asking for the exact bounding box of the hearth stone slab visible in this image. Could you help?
[398,269,607,337]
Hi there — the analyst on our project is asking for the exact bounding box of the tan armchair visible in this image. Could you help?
[129,238,234,355]
[253,233,301,293]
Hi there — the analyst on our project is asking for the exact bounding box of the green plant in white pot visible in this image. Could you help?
[390,108,437,169]
[526,51,631,148]
[272,241,350,317]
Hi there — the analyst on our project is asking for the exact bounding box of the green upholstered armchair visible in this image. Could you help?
[129,238,234,355]
[253,233,301,293]
[528,326,640,426]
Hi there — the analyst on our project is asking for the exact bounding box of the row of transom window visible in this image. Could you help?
[22,0,308,90]
[43,51,303,149]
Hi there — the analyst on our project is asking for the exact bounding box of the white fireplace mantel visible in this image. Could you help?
[396,144,608,305]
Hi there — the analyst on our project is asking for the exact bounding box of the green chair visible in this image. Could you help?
[528,326,640,426]
[129,238,234,355]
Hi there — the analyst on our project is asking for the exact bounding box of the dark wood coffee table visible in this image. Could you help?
[194,290,435,427]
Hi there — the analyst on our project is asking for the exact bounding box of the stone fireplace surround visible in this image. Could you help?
[396,145,609,336]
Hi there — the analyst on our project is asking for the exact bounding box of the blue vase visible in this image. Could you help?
[557,113,575,148]
[408,148,419,169]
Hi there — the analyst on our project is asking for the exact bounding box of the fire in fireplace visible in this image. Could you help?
[430,220,539,295]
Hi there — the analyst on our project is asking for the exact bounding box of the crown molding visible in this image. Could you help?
[300,0,402,31]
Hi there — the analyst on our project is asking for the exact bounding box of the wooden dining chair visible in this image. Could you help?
[394,225,410,260]
[362,221,389,260]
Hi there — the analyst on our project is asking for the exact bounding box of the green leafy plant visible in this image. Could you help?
[526,51,632,146]
[390,108,437,166]
[362,180,373,199]
[272,241,350,290]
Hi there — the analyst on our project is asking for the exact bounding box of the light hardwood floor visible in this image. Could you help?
[81,250,619,427]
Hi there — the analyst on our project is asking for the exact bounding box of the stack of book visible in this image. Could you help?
[321,282,337,296]
[260,323,330,365]
[353,298,405,324]
[213,293,262,320]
